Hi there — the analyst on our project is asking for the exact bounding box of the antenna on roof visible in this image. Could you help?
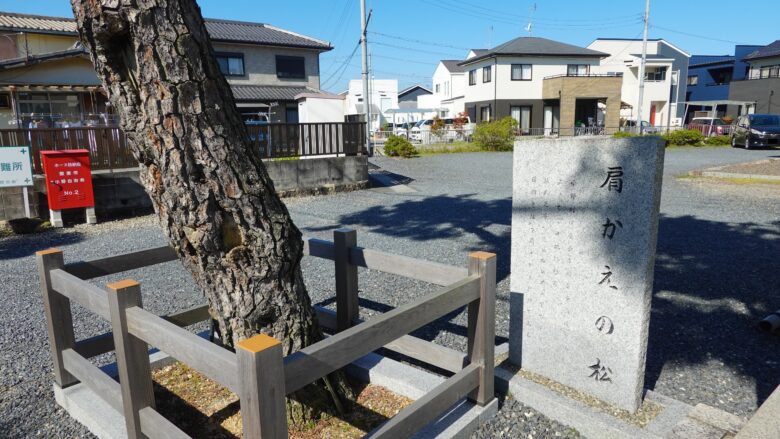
[526,3,536,36]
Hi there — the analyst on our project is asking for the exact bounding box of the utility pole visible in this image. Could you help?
[636,0,651,135]
[360,0,372,155]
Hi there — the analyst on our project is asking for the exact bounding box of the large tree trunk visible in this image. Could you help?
[71,0,350,423]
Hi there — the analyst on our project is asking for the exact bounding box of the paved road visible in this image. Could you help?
[1,146,777,437]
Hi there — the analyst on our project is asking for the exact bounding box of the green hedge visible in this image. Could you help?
[473,117,517,151]
[384,135,418,158]
[703,135,730,146]
[662,129,704,146]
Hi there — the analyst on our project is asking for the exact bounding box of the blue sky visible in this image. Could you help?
[2,0,778,92]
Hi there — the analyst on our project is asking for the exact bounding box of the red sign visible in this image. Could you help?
[41,150,95,211]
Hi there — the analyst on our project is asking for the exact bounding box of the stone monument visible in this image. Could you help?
[508,136,665,412]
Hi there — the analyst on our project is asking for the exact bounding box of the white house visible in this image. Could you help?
[459,36,622,134]
[587,38,690,127]
[343,78,399,130]
[429,60,467,118]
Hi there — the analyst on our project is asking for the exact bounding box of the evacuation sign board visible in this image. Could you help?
[41,149,95,210]
[0,146,33,188]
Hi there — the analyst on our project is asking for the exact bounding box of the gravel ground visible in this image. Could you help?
[711,156,780,176]
[1,146,778,438]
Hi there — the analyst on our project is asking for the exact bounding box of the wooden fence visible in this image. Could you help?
[1,122,367,174]
[37,229,496,438]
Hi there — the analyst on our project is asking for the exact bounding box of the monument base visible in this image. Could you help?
[495,364,745,439]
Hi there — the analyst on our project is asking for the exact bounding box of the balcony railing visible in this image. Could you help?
[741,70,780,81]
[544,73,624,80]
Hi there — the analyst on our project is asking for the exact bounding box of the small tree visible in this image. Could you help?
[384,135,418,158]
[430,116,446,141]
[473,117,518,151]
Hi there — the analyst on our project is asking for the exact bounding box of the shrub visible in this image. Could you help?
[612,131,636,138]
[662,129,704,146]
[703,135,730,146]
[384,134,418,158]
[473,117,517,151]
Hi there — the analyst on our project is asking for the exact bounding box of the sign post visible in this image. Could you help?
[0,146,34,218]
[41,150,96,227]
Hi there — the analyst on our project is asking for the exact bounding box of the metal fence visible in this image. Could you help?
[0,122,367,174]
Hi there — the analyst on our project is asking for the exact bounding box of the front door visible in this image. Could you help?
[650,104,656,126]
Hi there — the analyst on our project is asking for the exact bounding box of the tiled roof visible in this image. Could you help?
[0,11,331,50]
[461,37,606,65]
[398,84,432,96]
[204,20,331,50]
[230,84,319,101]
[744,40,780,61]
[0,46,88,69]
[440,60,466,73]
[689,55,734,68]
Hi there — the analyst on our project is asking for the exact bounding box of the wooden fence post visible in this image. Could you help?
[107,280,155,439]
[334,228,359,332]
[467,252,496,406]
[237,334,288,439]
[36,248,78,388]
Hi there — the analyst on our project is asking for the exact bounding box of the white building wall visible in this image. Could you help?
[588,39,689,123]
[344,79,399,130]
[297,97,344,122]
[463,56,602,103]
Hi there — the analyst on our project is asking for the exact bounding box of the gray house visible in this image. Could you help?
[397,84,432,109]
[0,11,333,126]
[729,40,780,114]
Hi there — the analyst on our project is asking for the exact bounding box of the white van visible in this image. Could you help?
[409,117,473,143]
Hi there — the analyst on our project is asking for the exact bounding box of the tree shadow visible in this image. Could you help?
[0,229,84,260]
[647,214,780,410]
[310,194,512,282]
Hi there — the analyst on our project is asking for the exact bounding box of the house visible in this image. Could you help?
[459,36,621,135]
[428,60,467,118]
[684,45,762,121]
[0,11,333,127]
[343,78,399,129]
[588,38,690,127]
[397,84,431,109]
[729,40,780,114]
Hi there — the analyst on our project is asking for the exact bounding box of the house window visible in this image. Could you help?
[483,65,492,83]
[759,65,780,79]
[511,106,532,134]
[567,64,590,76]
[687,75,698,86]
[276,55,306,79]
[0,93,10,108]
[469,69,477,85]
[511,64,532,81]
[480,105,491,122]
[644,66,667,81]
[215,52,245,76]
[435,84,440,93]
[444,81,449,96]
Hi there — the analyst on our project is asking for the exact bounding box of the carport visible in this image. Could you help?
[684,100,756,122]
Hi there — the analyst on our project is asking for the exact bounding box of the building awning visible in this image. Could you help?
[686,100,756,107]
[0,84,103,92]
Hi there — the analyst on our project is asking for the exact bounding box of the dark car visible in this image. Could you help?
[731,114,780,149]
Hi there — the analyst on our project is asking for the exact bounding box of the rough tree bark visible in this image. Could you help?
[70,0,350,423]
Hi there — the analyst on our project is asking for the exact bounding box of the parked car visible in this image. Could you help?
[621,120,662,134]
[730,114,780,149]
[409,117,473,142]
[689,117,731,136]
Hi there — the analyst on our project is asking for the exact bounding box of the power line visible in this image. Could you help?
[321,42,361,89]
[368,31,471,51]
[371,41,462,57]
[371,54,438,66]
[445,0,643,25]
[650,24,751,45]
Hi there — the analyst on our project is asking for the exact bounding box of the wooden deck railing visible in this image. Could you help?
[1,122,367,174]
[37,229,496,439]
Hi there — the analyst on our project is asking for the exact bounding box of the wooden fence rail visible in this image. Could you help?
[36,229,496,439]
[1,122,367,174]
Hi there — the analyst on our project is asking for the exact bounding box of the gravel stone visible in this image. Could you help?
[2,147,778,437]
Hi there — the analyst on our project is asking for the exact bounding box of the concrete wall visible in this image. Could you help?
[212,42,321,89]
[543,76,622,131]
[0,156,368,221]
